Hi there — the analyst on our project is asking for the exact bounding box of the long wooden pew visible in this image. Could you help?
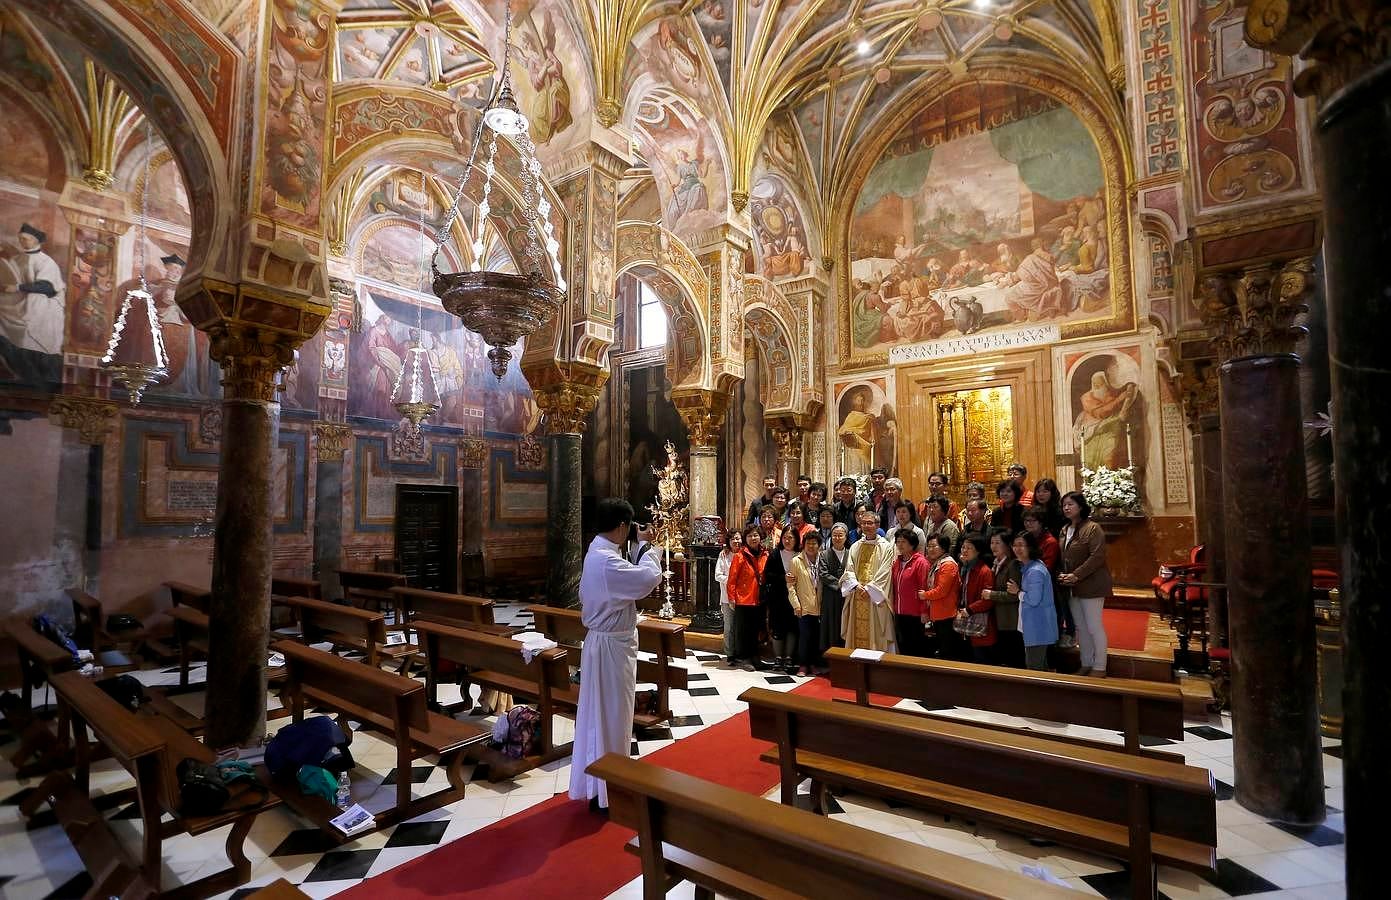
[165,581,212,613]
[527,605,687,728]
[278,595,416,672]
[825,646,1186,759]
[392,586,512,636]
[589,754,1078,900]
[22,671,279,898]
[337,568,406,619]
[273,640,488,833]
[742,687,1216,900]
[4,623,77,775]
[412,619,574,779]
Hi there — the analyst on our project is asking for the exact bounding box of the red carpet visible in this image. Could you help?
[1102,608,1150,651]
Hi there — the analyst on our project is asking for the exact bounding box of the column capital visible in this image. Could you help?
[673,389,731,452]
[1200,258,1316,360]
[49,397,118,445]
[769,420,804,462]
[1175,358,1222,432]
[534,381,604,435]
[312,421,352,462]
[1245,0,1391,103]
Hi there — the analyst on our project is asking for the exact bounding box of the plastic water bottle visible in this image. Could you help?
[335,772,351,810]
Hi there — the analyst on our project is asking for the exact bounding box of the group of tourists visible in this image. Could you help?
[716,464,1114,677]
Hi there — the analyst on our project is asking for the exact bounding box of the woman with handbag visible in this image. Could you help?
[917,534,963,661]
[726,526,768,672]
[957,534,997,663]
[1059,491,1112,676]
[981,530,1024,667]
[762,526,802,674]
[889,530,931,658]
[818,523,850,651]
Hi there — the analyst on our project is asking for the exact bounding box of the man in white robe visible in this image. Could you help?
[839,509,897,651]
[0,223,65,356]
[568,497,663,810]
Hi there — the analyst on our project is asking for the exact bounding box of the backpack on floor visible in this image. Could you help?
[491,705,541,759]
[265,715,355,778]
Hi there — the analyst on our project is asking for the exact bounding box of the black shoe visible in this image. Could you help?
[589,797,608,817]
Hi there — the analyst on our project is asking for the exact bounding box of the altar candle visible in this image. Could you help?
[1125,424,1134,468]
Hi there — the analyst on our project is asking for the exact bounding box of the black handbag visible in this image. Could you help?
[96,674,147,711]
[177,758,230,816]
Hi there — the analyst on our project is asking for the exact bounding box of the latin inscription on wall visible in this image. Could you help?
[168,479,217,512]
[1161,401,1188,504]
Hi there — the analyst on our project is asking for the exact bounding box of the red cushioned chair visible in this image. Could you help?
[1152,545,1206,621]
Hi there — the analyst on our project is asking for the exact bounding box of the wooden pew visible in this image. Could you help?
[244,880,310,899]
[589,753,1078,900]
[825,647,1186,759]
[391,586,511,637]
[272,640,487,832]
[337,568,407,621]
[165,581,212,613]
[4,622,77,775]
[527,605,687,728]
[270,576,321,628]
[278,595,415,672]
[412,620,574,779]
[742,687,1216,900]
[22,670,278,898]
[68,589,145,667]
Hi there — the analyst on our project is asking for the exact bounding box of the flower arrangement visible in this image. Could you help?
[837,472,873,506]
[1080,465,1143,516]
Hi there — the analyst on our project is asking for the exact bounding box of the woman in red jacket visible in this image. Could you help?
[958,534,998,663]
[889,530,931,657]
[726,525,768,671]
[917,534,963,661]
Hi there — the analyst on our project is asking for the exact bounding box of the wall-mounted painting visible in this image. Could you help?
[830,372,897,477]
[1065,347,1146,478]
[842,83,1132,365]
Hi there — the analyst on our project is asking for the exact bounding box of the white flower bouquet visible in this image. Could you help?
[836,472,873,506]
[1080,465,1143,516]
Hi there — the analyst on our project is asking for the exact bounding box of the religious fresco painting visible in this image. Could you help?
[846,85,1119,360]
[261,0,331,228]
[347,284,538,437]
[831,373,897,477]
[507,2,584,148]
[750,174,812,280]
[356,219,434,293]
[1065,347,1147,483]
[633,92,728,242]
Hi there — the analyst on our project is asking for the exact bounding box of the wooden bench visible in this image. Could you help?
[337,568,407,621]
[270,576,321,627]
[278,595,416,672]
[412,620,574,779]
[244,880,310,899]
[4,622,77,776]
[23,670,278,899]
[588,753,1078,900]
[825,647,1186,760]
[164,581,212,613]
[69,588,146,668]
[391,586,512,637]
[742,687,1216,900]
[527,605,688,728]
[272,640,488,833]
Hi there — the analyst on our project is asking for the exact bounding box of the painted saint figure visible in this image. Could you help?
[666,147,709,222]
[0,223,65,385]
[1074,370,1139,470]
[838,386,877,474]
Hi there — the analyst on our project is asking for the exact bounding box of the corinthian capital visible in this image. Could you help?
[535,382,603,435]
[1201,258,1316,360]
[770,420,805,461]
[1245,0,1391,102]
[673,389,731,451]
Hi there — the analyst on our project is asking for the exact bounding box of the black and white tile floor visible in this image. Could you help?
[0,603,1346,898]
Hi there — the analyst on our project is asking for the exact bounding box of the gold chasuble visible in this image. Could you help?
[838,536,896,651]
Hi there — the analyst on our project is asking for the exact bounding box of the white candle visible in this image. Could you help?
[1125,424,1134,468]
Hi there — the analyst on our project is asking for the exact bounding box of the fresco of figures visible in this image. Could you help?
[848,85,1114,356]
[832,374,898,477]
[632,90,728,242]
[1066,348,1146,480]
[750,174,813,280]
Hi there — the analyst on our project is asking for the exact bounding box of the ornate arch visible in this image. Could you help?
[742,279,801,416]
[832,57,1137,368]
[614,220,711,391]
[9,0,237,279]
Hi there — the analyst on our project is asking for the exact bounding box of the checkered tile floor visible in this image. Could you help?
[0,601,1347,898]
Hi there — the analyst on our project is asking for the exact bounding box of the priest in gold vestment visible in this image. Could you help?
[838,510,897,651]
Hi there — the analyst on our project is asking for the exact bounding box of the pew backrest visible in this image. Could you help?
[527,605,687,692]
[8,621,76,673]
[50,672,173,809]
[589,753,1078,900]
[279,595,388,657]
[271,576,320,601]
[392,587,496,627]
[273,639,427,733]
[164,582,212,613]
[412,619,570,700]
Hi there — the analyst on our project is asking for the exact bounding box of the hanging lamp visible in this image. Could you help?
[102,120,168,404]
[392,172,441,429]
[431,0,565,380]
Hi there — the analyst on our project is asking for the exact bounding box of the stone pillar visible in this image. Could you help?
[1244,4,1391,884]
[1204,260,1323,824]
[312,422,350,600]
[674,391,730,521]
[48,399,117,601]
[1177,360,1226,644]
[770,421,803,491]
[533,380,603,610]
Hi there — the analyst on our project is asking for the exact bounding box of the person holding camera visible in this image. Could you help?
[568,498,664,811]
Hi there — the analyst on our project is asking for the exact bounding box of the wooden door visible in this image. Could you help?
[395,484,459,592]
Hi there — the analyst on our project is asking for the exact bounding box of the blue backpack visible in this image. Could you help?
[32,615,81,666]
[265,716,354,778]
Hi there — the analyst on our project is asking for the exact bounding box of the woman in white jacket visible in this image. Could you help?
[715,529,742,663]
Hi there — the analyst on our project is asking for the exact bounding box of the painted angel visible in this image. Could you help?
[661,132,711,223]
[515,10,572,144]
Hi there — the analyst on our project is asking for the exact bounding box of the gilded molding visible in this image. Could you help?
[312,421,352,462]
[1245,0,1391,102]
[49,397,118,445]
[1202,257,1316,360]
[535,382,603,435]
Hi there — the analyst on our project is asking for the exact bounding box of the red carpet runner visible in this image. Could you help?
[1101,608,1150,651]
[338,679,869,900]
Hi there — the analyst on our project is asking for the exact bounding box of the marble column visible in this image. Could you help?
[533,381,603,610]
[204,334,298,750]
[48,398,117,606]
[1205,260,1322,824]
[674,391,729,520]
[770,421,804,491]
[1178,360,1226,645]
[1245,7,1391,885]
[311,422,350,600]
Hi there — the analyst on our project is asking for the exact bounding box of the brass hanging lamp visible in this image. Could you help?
[102,120,168,404]
[391,172,441,429]
[431,0,566,380]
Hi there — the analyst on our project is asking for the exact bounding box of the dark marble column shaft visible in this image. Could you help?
[313,458,344,600]
[1317,58,1391,895]
[52,435,91,623]
[1197,413,1227,646]
[1221,354,1322,824]
[206,395,277,748]
[547,432,583,609]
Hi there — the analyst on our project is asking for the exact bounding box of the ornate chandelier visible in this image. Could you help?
[102,120,168,404]
[392,172,441,428]
[431,0,565,380]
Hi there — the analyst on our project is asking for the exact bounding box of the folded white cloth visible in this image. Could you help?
[511,631,559,663]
